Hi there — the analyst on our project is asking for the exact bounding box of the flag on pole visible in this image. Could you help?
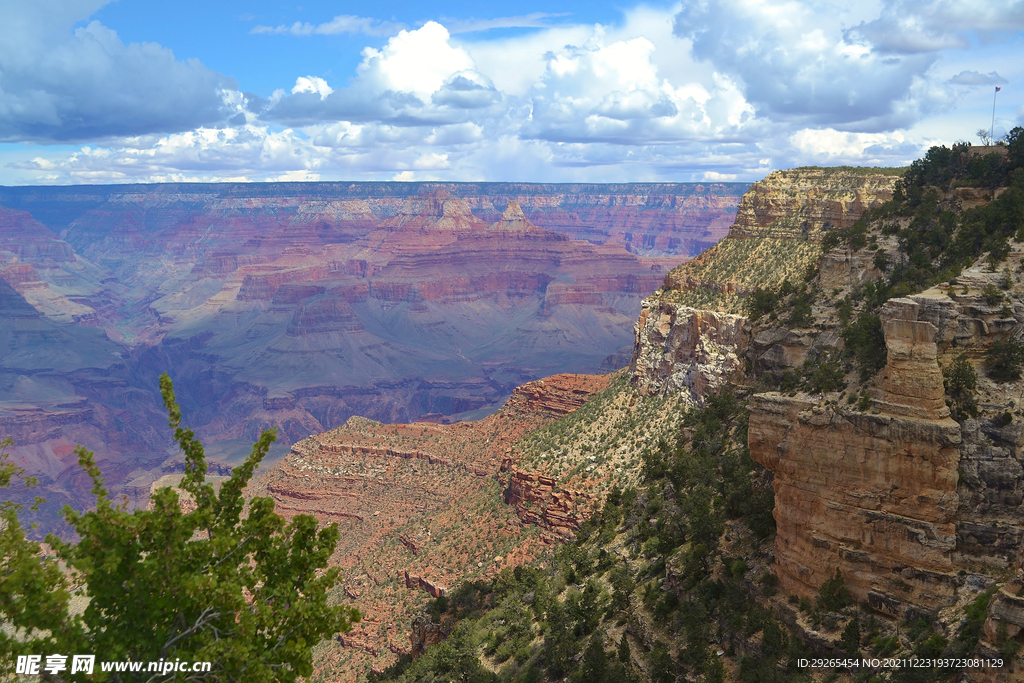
[996,87,1002,92]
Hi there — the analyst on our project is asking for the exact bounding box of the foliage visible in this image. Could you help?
[805,351,846,394]
[817,569,851,612]
[831,128,1024,305]
[983,282,1006,307]
[841,312,887,381]
[943,353,980,420]
[748,287,780,319]
[1,376,359,682]
[375,391,789,683]
[0,438,76,664]
[840,618,860,657]
[985,340,1024,383]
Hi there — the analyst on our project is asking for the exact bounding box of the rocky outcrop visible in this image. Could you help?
[630,299,749,399]
[728,168,898,242]
[404,571,447,598]
[749,299,962,617]
[503,469,589,541]
[410,615,448,659]
[874,298,951,420]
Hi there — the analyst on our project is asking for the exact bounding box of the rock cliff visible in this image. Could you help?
[630,299,749,400]
[245,373,611,674]
[652,167,899,313]
[728,167,899,242]
[748,297,963,616]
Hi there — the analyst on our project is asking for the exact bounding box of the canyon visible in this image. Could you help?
[0,181,744,530]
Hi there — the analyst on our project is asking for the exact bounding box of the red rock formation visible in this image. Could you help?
[503,469,587,540]
[243,371,610,676]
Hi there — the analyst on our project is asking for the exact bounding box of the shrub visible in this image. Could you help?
[842,312,887,380]
[806,351,846,394]
[985,340,1024,382]
[943,353,980,420]
[817,569,852,612]
[983,282,1006,306]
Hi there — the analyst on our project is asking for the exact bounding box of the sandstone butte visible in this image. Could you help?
[629,164,1024,680]
[0,182,744,532]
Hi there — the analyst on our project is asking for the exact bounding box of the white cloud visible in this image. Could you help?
[0,1,235,142]
[251,15,403,37]
[4,2,1021,185]
[673,0,952,130]
[358,22,475,98]
[949,70,1009,85]
[292,76,334,100]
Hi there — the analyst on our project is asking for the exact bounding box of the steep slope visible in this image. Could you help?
[628,138,1024,680]
[355,141,1024,683]
[654,167,900,313]
[247,373,613,678]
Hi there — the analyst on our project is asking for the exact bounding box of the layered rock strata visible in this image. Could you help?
[654,167,899,314]
[502,470,588,541]
[749,298,962,617]
[728,168,898,242]
[246,373,611,673]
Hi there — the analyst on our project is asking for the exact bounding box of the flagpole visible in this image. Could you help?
[991,87,999,142]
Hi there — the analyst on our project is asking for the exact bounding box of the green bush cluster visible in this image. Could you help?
[943,353,980,420]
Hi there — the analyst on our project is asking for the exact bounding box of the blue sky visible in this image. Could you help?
[0,0,1022,184]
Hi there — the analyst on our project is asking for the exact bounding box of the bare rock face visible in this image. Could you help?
[630,299,750,400]
[409,615,447,660]
[874,298,951,420]
[728,168,898,242]
[503,470,587,541]
[749,299,962,618]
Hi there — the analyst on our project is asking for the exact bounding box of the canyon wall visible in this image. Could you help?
[748,298,963,616]
[653,168,899,314]
[630,300,749,400]
[0,182,743,529]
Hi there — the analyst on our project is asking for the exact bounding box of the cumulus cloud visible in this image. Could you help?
[522,33,757,144]
[949,70,1009,85]
[848,0,1024,53]
[0,0,236,142]
[263,22,502,128]
[673,0,951,130]
[5,2,1014,185]
[251,15,403,37]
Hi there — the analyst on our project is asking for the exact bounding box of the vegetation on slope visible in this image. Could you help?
[372,391,793,683]
[823,129,1024,305]
[372,134,1024,682]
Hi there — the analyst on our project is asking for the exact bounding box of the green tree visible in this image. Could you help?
[943,353,979,420]
[817,568,852,612]
[985,340,1024,383]
[3,375,359,682]
[0,437,79,664]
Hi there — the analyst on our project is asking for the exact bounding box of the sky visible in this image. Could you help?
[0,0,1021,185]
